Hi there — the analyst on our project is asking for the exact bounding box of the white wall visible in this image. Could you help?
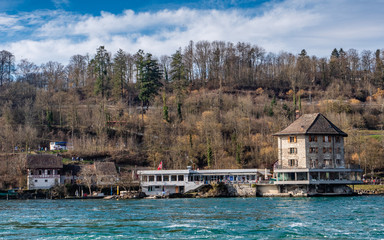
[28,177,59,190]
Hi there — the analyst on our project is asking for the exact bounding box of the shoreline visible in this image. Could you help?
[1,190,383,200]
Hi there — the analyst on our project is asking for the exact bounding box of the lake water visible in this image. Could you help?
[0,196,383,239]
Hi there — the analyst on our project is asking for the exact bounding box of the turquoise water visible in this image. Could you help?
[0,196,383,239]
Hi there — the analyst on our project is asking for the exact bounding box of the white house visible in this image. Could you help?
[27,155,63,190]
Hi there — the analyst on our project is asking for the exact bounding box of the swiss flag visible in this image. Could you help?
[157,161,163,170]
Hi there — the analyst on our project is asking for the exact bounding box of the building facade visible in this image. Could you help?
[273,113,362,195]
[138,113,362,197]
[138,168,270,196]
[27,155,63,190]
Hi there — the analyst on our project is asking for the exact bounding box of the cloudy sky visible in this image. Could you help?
[1,0,383,64]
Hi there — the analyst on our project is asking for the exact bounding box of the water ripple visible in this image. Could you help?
[0,196,383,239]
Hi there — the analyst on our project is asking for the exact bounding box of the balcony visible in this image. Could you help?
[28,175,60,179]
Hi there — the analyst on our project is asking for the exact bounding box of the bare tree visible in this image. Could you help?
[78,165,96,195]
[118,169,135,192]
[67,54,88,88]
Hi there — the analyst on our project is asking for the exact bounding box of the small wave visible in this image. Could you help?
[289,222,305,227]
[166,224,192,228]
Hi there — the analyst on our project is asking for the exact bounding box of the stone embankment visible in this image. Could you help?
[188,182,257,198]
[352,184,384,195]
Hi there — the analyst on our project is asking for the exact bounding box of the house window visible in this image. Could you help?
[288,136,297,143]
[324,159,332,167]
[178,175,184,181]
[336,159,341,166]
[323,148,332,153]
[288,159,297,167]
[323,136,331,142]
[336,136,341,143]
[39,170,42,175]
[337,148,341,154]
[34,180,38,183]
[45,180,48,182]
[143,176,148,182]
[156,175,162,181]
[171,175,177,181]
[289,148,297,154]
[309,135,318,142]
[47,170,51,175]
[148,176,154,182]
[148,186,153,191]
[163,175,169,181]
[311,159,318,168]
[309,147,318,154]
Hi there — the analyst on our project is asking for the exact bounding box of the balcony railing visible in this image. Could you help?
[28,175,60,178]
[274,164,361,170]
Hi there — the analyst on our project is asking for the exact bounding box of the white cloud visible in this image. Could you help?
[1,0,384,65]
[0,14,23,31]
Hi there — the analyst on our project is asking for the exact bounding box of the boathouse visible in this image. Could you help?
[273,113,363,195]
[27,154,63,190]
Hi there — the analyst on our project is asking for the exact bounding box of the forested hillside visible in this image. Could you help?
[0,41,383,173]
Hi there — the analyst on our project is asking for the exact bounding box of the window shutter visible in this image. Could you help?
[294,136,297,142]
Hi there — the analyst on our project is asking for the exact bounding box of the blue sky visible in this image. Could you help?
[1,0,272,14]
[1,0,383,64]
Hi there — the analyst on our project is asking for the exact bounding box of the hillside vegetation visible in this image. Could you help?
[0,42,383,175]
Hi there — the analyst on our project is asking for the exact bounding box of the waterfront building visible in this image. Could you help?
[273,113,363,195]
[27,155,63,190]
[94,162,118,186]
[138,113,362,197]
[138,168,270,196]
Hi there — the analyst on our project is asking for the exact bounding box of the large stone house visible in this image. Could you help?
[27,155,63,190]
[273,113,363,195]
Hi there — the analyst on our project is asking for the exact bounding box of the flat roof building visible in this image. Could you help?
[138,168,270,196]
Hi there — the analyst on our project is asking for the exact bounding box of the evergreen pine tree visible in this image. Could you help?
[170,50,187,122]
[112,49,127,101]
[93,46,111,98]
[136,52,163,120]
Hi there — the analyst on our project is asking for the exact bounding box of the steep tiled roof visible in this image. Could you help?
[274,113,348,136]
[26,155,63,169]
[94,162,117,175]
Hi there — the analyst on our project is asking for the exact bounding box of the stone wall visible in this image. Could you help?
[278,135,346,169]
[227,183,256,197]
[306,135,345,168]
[279,135,307,168]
